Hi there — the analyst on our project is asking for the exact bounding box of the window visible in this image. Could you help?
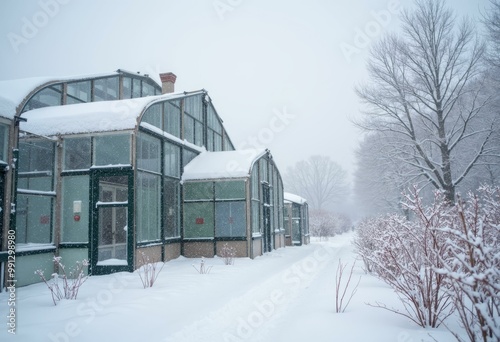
[184,182,213,201]
[164,100,181,137]
[137,133,161,173]
[61,176,89,242]
[0,123,8,162]
[251,201,260,234]
[122,77,132,99]
[182,149,198,168]
[137,172,160,242]
[24,84,63,111]
[132,79,141,98]
[164,142,180,178]
[94,77,119,101]
[18,140,54,191]
[67,81,91,104]
[183,202,214,238]
[183,95,204,146]
[215,202,246,237]
[16,194,53,244]
[215,181,245,200]
[63,137,91,170]
[93,135,130,166]
[142,82,155,97]
[142,104,162,130]
[184,116,194,142]
[164,179,180,238]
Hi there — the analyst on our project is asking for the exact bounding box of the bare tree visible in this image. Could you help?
[284,155,348,210]
[356,0,497,203]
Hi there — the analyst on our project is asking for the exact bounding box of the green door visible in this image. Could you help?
[90,169,133,275]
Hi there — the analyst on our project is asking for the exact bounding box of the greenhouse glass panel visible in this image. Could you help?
[142,104,162,130]
[184,181,213,201]
[215,181,245,200]
[164,179,180,238]
[122,77,132,99]
[63,137,91,171]
[184,202,214,238]
[164,100,181,137]
[67,81,91,104]
[24,84,63,111]
[137,133,161,173]
[137,172,161,242]
[94,135,130,166]
[94,77,119,101]
[215,201,246,237]
[16,194,53,244]
[164,142,180,178]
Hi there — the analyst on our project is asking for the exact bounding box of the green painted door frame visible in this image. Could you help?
[89,166,134,275]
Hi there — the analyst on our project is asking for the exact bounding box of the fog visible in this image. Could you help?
[0,0,487,184]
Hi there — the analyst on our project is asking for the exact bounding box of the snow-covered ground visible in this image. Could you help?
[1,232,460,341]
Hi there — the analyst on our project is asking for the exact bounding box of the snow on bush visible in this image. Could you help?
[137,252,165,288]
[354,186,500,341]
[219,243,236,265]
[35,256,89,305]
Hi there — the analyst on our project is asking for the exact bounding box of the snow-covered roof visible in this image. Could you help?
[20,91,200,136]
[284,192,307,205]
[0,70,160,119]
[182,149,268,181]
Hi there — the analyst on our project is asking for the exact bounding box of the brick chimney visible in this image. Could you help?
[159,72,177,94]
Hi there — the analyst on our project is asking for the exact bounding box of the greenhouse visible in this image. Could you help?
[0,70,305,288]
[284,192,310,246]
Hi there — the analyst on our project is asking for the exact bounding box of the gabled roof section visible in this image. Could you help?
[284,192,307,205]
[20,91,202,136]
[182,149,268,181]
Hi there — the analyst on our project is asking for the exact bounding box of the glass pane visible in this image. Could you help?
[99,175,128,202]
[183,202,214,238]
[207,132,214,152]
[19,140,54,173]
[94,135,130,166]
[224,134,235,151]
[24,84,63,111]
[215,181,246,200]
[67,81,91,104]
[61,176,89,242]
[251,200,260,233]
[94,77,119,102]
[0,124,8,162]
[195,122,203,147]
[207,104,222,133]
[164,179,180,238]
[98,206,127,262]
[122,77,132,99]
[15,195,53,244]
[164,142,180,178]
[141,104,162,129]
[142,82,155,97]
[184,116,194,143]
[137,133,161,172]
[214,134,222,152]
[137,172,160,242]
[63,137,91,170]
[164,100,181,137]
[182,149,198,168]
[251,166,259,200]
[184,95,203,121]
[215,201,246,237]
[184,181,213,201]
[132,79,141,98]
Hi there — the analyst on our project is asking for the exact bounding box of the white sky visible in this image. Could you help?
[0,0,489,182]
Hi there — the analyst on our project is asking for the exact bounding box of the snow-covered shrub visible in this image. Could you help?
[35,256,89,305]
[433,186,500,342]
[309,210,336,241]
[192,257,212,274]
[353,217,386,273]
[137,252,165,288]
[219,243,236,265]
[334,258,361,313]
[356,188,456,328]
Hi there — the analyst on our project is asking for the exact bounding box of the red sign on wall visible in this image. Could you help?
[195,218,204,224]
[40,215,50,224]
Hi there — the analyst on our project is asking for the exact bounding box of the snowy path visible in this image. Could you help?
[0,232,458,341]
